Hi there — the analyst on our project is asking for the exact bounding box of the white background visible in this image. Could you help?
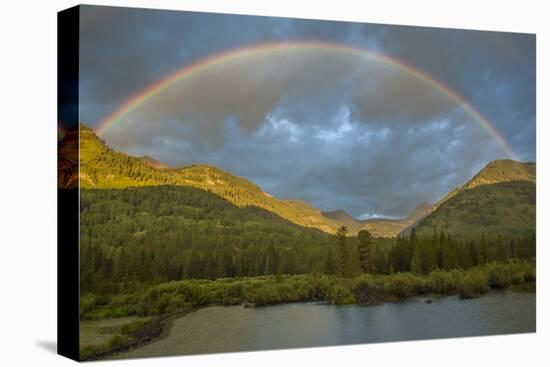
[0,0,548,366]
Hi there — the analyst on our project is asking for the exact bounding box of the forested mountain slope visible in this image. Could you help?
[411,160,535,239]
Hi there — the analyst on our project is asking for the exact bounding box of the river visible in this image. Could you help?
[115,291,535,359]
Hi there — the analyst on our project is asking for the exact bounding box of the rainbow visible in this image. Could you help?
[96,40,515,158]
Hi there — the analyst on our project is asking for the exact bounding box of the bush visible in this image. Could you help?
[327,285,355,305]
[80,261,536,321]
[307,275,337,300]
[353,274,381,290]
[384,273,422,300]
[486,263,514,289]
[352,274,387,304]
[275,283,296,302]
[80,293,98,316]
[484,260,535,289]
[459,270,489,298]
[80,293,108,317]
[220,283,244,305]
[523,266,536,283]
[427,271,456,294]
[245,285,281,306]
[295,280,315,300]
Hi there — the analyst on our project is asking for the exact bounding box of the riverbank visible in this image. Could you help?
[80,308,197,361]
[80,259,535,360]
[114,291,536,359]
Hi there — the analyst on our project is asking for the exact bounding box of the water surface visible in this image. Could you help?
[116,291,535,359]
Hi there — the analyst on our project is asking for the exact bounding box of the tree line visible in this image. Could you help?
[336,226,535,278]
[80,186,535,297]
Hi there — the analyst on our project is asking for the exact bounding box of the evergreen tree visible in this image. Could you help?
[479,234,489,264]
[494,234,508,262]
[411,243,422,274]
[440,234,457,270]
[371,245,387,274]
[336,226,352,277]
[357,229,374,273]
[324,246,339,275]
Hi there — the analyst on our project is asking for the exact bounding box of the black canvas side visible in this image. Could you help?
[57,5,80,362]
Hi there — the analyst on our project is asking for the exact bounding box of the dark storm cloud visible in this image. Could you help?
[79,5,536,218]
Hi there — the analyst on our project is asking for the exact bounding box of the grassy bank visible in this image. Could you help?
[79,310,195,361]
[80,316,150,360]
[80,259,534,359]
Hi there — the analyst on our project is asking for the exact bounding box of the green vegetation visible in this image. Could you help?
[465,159,535,189]
[70,126,537,360]
[81,259,535,321]
[79,316,151,360]
[78,185,536,359]
[61,125,340,233]
[416,181,535,239]
[413,160,536,239]
[357,229,374,273]
[458,271,489,299]
[62,126,536,239]
[386,228,535,275]
[80,185,535,300]
[80,186,335,297]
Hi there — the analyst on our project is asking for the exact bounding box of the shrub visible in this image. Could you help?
[327,284,356,305]
[245,285,281,306]
[459,270,489,298]
[275,283,296,302]
[486,263,514,289]
[384,273,422,300]
[523,266,536,283]
[220,283,244,305]
[352,274,387,304]
[427,271,456,294]
[353,274,381,290]
[294,280,315,301]
[307,275,336,300]
[80,293,99,316]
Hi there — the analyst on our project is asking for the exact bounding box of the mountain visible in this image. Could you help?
[60,125,533,239]
[411,160,536,239]
[465,159,535,189]
[359,201,432,238]
[322,210,358,223]
[59,124,340,233]
[321,210,365,233]
[321,201,433,237]
[405,201,433,223]
[59,124,435,236]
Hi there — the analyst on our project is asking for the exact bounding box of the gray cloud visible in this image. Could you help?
[78,5,535,218]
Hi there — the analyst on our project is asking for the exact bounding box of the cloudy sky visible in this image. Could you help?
[78,5,536,219]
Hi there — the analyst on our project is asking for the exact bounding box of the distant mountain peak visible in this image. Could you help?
[408,159,536,239]
[465,159,535,190]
